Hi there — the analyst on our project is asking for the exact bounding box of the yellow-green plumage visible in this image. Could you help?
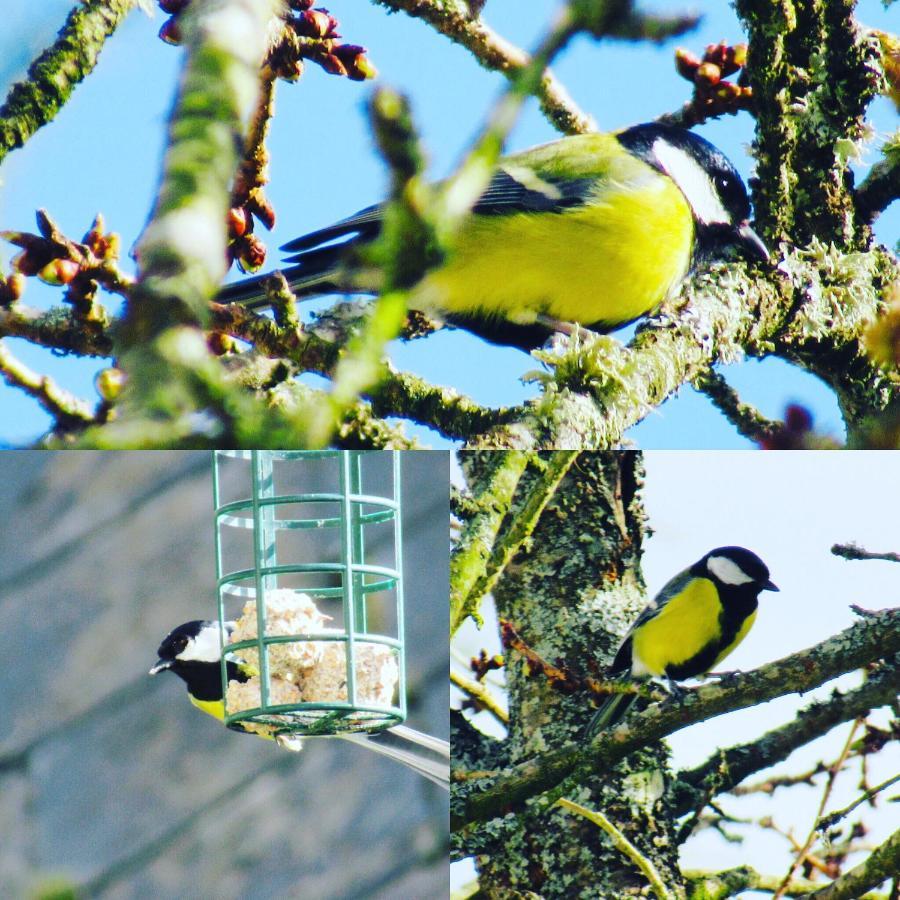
[631,577,757,676]
[419,134,694,327]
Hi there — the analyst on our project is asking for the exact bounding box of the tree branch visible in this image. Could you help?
[451,608,900,830]
[808,826,900,900]
[450,451,530,634]
[455,450,579,630]
[0,0,137,164]
[693,369,781,443]
[831,543,900,564]
[0,339,96,428]
[371,0,595,134]
[671,660,899,816]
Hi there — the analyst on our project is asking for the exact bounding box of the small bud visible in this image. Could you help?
[714,82,741,101]
[7,273,25,301]
[159,17,182,45]
[316,53,348,77]
[11,250,43,277]
[159,0,190,12]
[38,258,81,286]
[249,197,276,231]
[294,9,339,39]
[236,234,266,273]
[333,44,377,81]
[287,0,315,9]
[695,62,721,86]
[784,404,813,434]
[227,207,250,238]
[95,367,127,402]
[675,47,701,80]
[728,43,748,72]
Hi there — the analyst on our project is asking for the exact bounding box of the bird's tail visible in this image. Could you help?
[338,724,450,791]
[584,684,639,740]
[216,246,350,310]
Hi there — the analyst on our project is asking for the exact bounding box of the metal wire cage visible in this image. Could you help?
[212,450,405,737]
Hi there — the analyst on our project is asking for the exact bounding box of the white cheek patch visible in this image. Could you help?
[706,555,755,586]
[652,138,730,225]
[177,624,225,663]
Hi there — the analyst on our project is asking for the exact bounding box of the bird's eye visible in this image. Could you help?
[173,636,188,652]
[715,174,733,193]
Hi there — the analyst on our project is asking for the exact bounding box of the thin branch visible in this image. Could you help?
[831,543,900,563]
[451,608,900,829]
[371,0,594,134]
[672,659,899,816]
[456,450,579,627]
[450,669,509,725]
[809,826,900,900]
[773,719,861,899]
[818,773,900,832]
[0,0,138,164]
[557,798,674,900]
[0,339,96,427]
[450,451,530,634]
[683,866,881,899]
[694,369,781,443]
[856,139,900,225]
[0,302,114,357]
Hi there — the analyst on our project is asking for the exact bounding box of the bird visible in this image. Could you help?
[219,122,769,351]
[586,546,778,736]
[149,619,450,790]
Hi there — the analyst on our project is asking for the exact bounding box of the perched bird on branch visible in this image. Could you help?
[221,123,768,350]
[587,545,778,735]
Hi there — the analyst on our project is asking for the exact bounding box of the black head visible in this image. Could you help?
[149,620,225,676]
[693,546,778,594]
[617,123,768,264]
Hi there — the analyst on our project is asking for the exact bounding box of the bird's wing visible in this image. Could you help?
[280,168,599,262]
[610,566,695,673]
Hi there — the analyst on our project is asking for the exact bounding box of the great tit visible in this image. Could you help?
[150,619,450,790]
[220,123,768,350]
[587,546,778,735]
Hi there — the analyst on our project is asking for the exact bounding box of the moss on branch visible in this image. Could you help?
[451,607,900,830]
[0,0,137,164]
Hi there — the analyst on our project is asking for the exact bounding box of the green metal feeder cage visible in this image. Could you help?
[212,450,405,738]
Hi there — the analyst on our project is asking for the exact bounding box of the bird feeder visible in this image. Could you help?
[211,450,405,737]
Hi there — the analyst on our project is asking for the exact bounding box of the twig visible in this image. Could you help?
[0,340,96,428]
[556,798,674,900]
[371,0,594,134]
[450,669,509,724]
[0,0,137,164]
[818,773,900,831]
[831,543,900,563]
[856,141,900,225]
[693,369,781,443]
[450,451,530,634]
[809,827,900,900]
[452,607,900,829]
[773,719,862,899]
[683,866,881,899]
[456,450,579,625]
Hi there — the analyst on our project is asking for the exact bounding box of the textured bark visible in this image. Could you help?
[454,452,688,898]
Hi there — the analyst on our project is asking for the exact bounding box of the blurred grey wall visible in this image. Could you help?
[0,451,449,899]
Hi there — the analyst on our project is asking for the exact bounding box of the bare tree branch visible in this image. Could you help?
[0,0,137,164]
[451,609,900,829]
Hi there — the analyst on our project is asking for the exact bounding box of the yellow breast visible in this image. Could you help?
[420,172,693,329]
[632,578,738,676]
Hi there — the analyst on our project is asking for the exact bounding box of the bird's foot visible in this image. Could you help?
[706,669,742,686]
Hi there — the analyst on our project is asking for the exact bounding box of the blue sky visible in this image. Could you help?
[0,1,897,447]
